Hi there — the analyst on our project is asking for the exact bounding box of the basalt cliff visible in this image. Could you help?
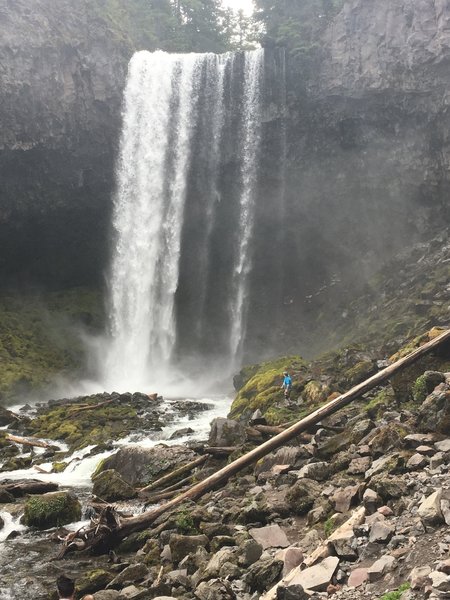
[0,0,449,363]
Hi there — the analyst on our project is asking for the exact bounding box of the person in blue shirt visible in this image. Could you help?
[281,371,292,399]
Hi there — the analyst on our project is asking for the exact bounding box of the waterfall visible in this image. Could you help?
[99,49,264,392]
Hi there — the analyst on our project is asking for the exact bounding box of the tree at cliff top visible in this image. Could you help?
[93,0,254,52]
[255,0,345,53]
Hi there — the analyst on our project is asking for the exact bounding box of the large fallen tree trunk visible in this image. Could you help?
[58,328,450,556]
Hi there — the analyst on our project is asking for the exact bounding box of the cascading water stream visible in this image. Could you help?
[99,49,264,392]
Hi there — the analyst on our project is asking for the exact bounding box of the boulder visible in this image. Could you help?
[23,491,81,529]
[297,462,329,481]
[434,439,450,453]
[367,555,397,582]
[369,474,408,501]
[285,478,322,514]
[169,534,209,564]
[0,406,19,427]
[348,568,368,588]
[417,489,444,525]
[194,579,235,600]
[328,529,358,561]
[368,521,394,544]
[276,584,308,600]
[208,418,245,447]
[245,557,284,593]
[409,565,432,590]
[275,547,304,577]
[107,563,148,589]
[406,453,429,470]
[92,592,121,600]
[92,469,136,501]
[249,524,289,550]
[96,445,198,486]
[417,387,450,434]
[331,484,361,513]
[288,556,339,592]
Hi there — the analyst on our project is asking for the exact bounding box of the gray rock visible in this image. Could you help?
[276,584,308,600]
[93,592,121,600]
[169,534,209,564]
[368,521,394,544]
[208,418,246,448]
[287,556,339,592]
[430,452,446,470]
[429,570,450,592]
[409,565,432,590]
[237,539,263,567]
[249,524,289,550]
[367,555,397,582]
[194,579,235,600]
[435,440,450,453]
[363,488,382,514]
[406,453,429,470]
[245,557,284,593]
[418,489,444,525]
[297,462,329,481]
[108,564,148,589]
[98,446,198,486]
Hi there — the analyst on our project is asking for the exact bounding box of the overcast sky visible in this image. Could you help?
[222,0,254,15]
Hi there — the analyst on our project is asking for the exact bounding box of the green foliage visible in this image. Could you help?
[175,509,199,535]
[380,583,410,600]
[254,0,345,52]
[324,517,337,536]
[89,0,253,53]
[412,375,428,404]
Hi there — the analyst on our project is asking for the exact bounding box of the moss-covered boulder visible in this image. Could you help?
[417,386,450,434]
[229,356,307,422]
[76,569,115,596]
[285,478,322,514]
[94,445,198,487]
[23,491,81,529]
[92,469,136,501]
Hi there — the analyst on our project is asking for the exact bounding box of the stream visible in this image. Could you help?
[0,393,232,600]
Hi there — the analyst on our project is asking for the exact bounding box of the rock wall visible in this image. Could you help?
[0,0,449,358]
[0,0,132,286]
[250,0,450,358]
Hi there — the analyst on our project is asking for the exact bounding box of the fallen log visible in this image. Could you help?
[6,434,52,449]
[57,328,450,556]
[1,479,58,497]
[138,455,207,493]
[68,398,114,415]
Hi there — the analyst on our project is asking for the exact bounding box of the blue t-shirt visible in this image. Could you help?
[283,375,292,387]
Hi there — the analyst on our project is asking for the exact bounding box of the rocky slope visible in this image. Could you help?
[1,328,450,599]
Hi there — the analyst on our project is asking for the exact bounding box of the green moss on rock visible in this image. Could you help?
[0,287,102,402]
[229,356,307,421]
[23,491,81,529]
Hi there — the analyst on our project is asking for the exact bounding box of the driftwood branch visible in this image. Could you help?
[68,399,115,415]
[6,434,52,449]
[57,328,450,556]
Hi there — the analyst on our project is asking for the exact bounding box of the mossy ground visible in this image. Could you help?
[25,396,139,451]
[0,286,102,403]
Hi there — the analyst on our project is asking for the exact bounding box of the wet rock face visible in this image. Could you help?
[0,0,130,287]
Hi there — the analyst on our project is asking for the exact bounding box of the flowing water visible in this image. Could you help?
[98,49,264,393]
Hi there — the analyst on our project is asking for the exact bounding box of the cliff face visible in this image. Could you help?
[0,0,449,358]
[0,0,132,286]
[254,0,450,358]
